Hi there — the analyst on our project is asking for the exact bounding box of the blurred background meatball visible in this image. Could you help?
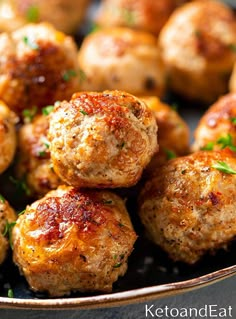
[48,90,158,188]
[0,101,17,174]
[0,0,91,34]
[192,93,236,152]
[78,27,166,97]
[139,149,236,264]
[16,113,62,197]
[0,22,80,117]
[159,0,236,104]
[95,0,177,37]
[12,185,137,296]
[0,195,17,265]
[141,96,190,177]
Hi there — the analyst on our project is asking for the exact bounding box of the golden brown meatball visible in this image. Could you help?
[192,93,236,152]
[0,22,80,116]
[141,96,190,174]
[48,90,158,188]
[0,195,17,265]
[12,185,137,296]
[78,27,166,97]
[95,0,176,36]
[17,113,62,197]
[139,149,236,264]
[0,101,17,174]
[10,0,91,34]
[159,0,236,103]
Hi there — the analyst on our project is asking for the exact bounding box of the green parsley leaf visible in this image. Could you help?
[165,149,177,160]
[113,262,122,268]
[18,209,26,216]
[62,70,77,82]
[216,134,236,152]
[38,150,46,157]
[0,194,5,203]
[80,109,88,116]
[103,199,113,204]
[9,176,31,196]
[23,36,39,50]
[26,5,39,22]
[230,117,236,125]
[42,105,54,116]
[212,161,236,174]
[3,221,16,249]
[200,142,214,151]
[7,288,14,298]
[22,106,37,123]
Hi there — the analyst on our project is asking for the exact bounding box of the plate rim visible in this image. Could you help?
[0,264,235,310]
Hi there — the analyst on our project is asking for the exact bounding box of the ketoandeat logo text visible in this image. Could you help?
[145,304,233,318]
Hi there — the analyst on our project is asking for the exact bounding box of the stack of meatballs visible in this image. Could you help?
[0,0,236,298]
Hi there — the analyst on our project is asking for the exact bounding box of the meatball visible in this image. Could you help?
[192,93,236,152]
[78,27,166,97]
[0,101,17,174]
[95,0,176,36]
[10,0,91,34]
[141,96,190,175]
[17,114,62,197]
[12,185,137,296]
[139,149,236,264]
[0,0,26,33]
[0,195,17,265]
[48,90,158,188]
[159,0,236,103]
[0,22,80,116]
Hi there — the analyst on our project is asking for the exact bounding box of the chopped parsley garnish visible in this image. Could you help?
[230,117,236,125]
[22,106,37,123]
[23,36,39,50]
[18,209,26,216]
[216,134,236,152]
[3,221,17,249]
[0,194,5,203]
[9,176,31,196]
[79,109,88,116]
[38,150,46,157]
[42,105,54,116]
[62,69,77,82]
[165,149,177,160]
[171,103,179,112]
[79,69,87,83]
[26,5,39,22]
[212,161,236,175]
[7,288,14,298]
[113,262,122,268]
[201,142,214,151]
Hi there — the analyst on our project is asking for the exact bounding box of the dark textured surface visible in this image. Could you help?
[0,275,235,318]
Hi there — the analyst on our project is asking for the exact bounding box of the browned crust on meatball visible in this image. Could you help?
[78,27,166,97]
[12,186,137,296]
[192,93,236,152]
[17,114,62,197]
[0,23,80,115]
[48,90,158,188]
[0,197,17,265]
[96,0,176,36]
[139,149,236,264]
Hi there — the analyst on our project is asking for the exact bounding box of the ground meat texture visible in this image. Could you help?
[0,196,17,265]
[95,0,176,36]
[0,101,17,174]
[16,114,62,197]
[140,96,190,178]
[139,149,236,264]
[12,185,137,296]
[78,27,166,98]
[48,90,158,188]
[159,0,236,103]
[192,93,236,152]
[0,22,80,116]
